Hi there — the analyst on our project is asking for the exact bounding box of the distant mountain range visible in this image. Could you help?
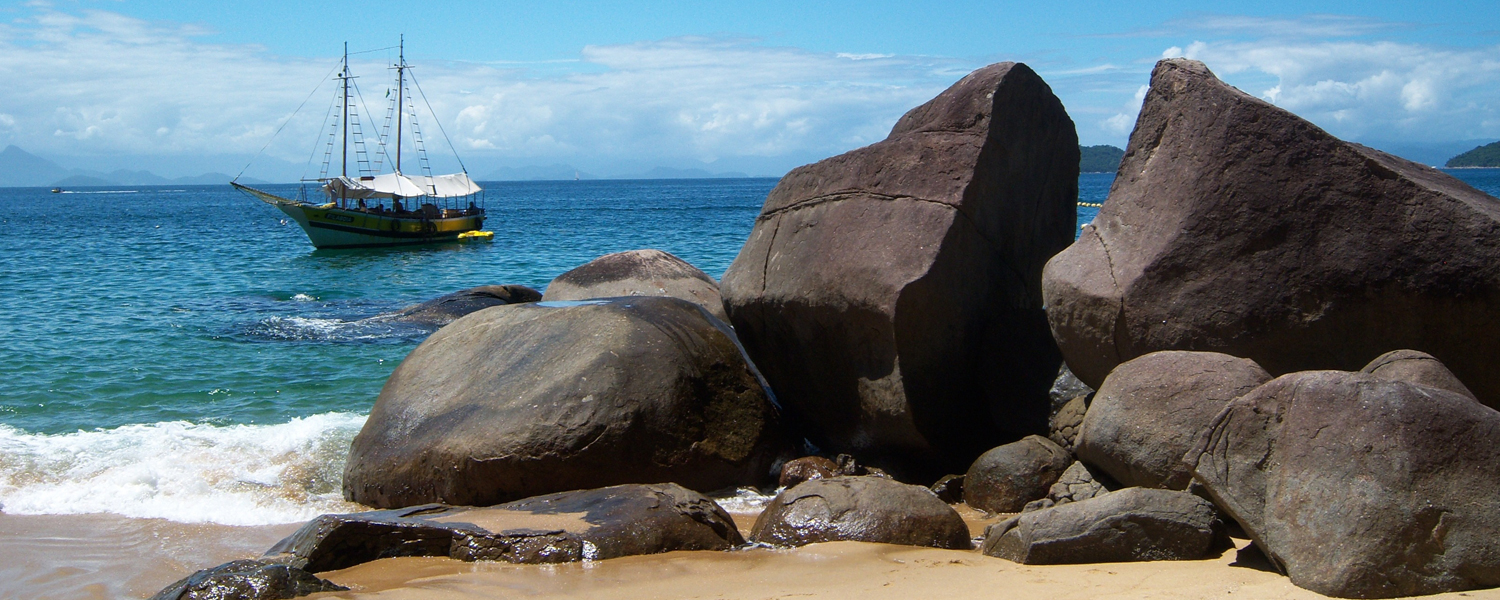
[1446,141,1500,168]
[8,139,1486,189]
[0,145,263,188]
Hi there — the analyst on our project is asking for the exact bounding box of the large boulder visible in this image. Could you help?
[720,62,1079,477]
[749,476,970,549]
[962,435,1072,513]
[343,296,789,508]
[1041,58,1500,409]
[149,560,344,600]
[1360,349,1477,401]
[267,483,743,573]
[387,284,541,327]
[542,249,729,323]
[981,487,1219,564]
[1075,351,1270,489]
[1189,370,1500,598]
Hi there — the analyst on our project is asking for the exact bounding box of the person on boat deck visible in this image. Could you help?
[357,199,367,210]
[393,199,405,213]
[467,200,477,214]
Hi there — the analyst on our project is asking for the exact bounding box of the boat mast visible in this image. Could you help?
[340,42,349,207]
[395,35,405,175]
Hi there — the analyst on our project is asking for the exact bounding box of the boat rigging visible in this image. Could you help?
[232,37,490,249]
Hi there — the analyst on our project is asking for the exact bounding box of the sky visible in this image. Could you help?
[1,0,1497,179]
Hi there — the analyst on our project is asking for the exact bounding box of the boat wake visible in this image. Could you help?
[230,294,438,344]
[0,413,368,525]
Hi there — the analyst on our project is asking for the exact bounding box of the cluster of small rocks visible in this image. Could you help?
[154,57,1500,600]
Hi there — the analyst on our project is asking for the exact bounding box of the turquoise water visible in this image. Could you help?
[1,170,1494,524]
[0,179,778,435]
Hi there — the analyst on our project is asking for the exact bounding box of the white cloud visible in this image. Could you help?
[0,8,963,176]
[1177,39,1500,142]
[1100,84,1149,135]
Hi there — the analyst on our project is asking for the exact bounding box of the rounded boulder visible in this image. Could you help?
[963,435,1072,513]
[343,296,789,508]
[749,476,970,549]
[1075,351,1270,489]
[542,249,729,323]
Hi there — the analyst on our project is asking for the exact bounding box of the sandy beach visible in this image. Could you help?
[309,536,1500,600]
[10,503,1500,600]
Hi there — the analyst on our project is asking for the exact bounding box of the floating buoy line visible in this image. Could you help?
[1078,202,1105,208]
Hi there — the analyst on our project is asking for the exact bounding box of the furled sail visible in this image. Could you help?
[323,172,482,200]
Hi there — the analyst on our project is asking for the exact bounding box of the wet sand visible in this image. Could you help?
[9,505,1500,600]
[0,513,300,599]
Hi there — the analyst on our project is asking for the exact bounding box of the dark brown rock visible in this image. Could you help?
[1360,349,1478,401]
[720,62,1079,478]
[749,475,970,549]
[929,474,965,504]
[268,483,743,573]
[344,296,789,508]
[1075,351,1270,489]
[388,284,541,327]
[1041,58,1500,409]
[1021,461,1109,513]
[963,435,1072,513]
[778,456,840,488]
[1189,370,1500,598]
[982,487,1218,564]
[149,559,345,600]
[542,249,729,322]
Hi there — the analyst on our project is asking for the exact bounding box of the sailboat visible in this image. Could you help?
[232,39,487,249]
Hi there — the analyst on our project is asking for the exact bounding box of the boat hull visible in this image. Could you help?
[235,183,484,249]
[275,203,484,249]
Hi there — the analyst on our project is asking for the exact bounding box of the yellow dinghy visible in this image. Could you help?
[457,230,494,241]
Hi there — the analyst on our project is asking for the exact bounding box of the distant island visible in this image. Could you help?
[1446,141,1500,168]
[1080,145,1125,173]
[0,145,254,187]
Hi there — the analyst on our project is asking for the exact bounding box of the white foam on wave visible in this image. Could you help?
[245,315,426,342]
[290,293,318,302]
[709,486,777,514]
[0,412,368,526]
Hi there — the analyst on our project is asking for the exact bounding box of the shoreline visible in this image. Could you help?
[0,512,302,599]
[13,502,1500,600]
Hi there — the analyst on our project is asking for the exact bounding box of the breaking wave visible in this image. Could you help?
[0,413,368,525]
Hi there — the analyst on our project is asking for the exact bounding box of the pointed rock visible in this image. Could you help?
[1041,59,1500,409]
[720,62,1079,477]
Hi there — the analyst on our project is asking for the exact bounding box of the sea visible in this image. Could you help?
[1,169,1497,530]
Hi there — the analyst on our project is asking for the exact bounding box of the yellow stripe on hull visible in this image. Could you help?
[235,183,485,249]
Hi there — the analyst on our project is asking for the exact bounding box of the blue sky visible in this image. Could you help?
[1,0,1497,178]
